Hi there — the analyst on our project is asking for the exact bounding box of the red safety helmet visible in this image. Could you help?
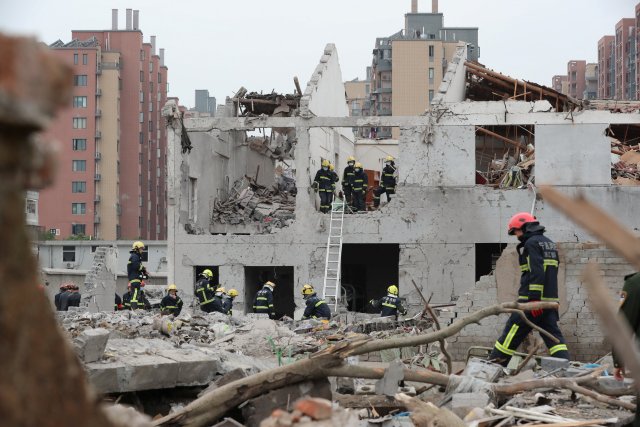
[507,212,537,235]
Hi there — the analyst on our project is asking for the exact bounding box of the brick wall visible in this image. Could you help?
[441,243,633,362]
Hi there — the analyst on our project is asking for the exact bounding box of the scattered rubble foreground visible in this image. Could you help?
[60,303,637,427]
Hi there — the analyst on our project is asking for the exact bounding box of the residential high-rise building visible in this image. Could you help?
[41,9,168,240]
[345,73,372,138]
[551,75,567,94]
[368,0,479,138]
[194,89,217,115]
[584,63,598,100]
[615,18,636,100]
[598,35,616,99]
[567,60,586,99]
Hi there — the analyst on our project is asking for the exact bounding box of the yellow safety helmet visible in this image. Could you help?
[347,156,356,162]
[329,164,335,171]
[321,159,330,167]
[301,284,315,296]
[132,241,145,250]
[202,269,213,278]
[217,286,226,294]
[385,155,395,162]
[228,289,239,297]
[387,285,399,295]
[167,284,178,292]
[265,281,276,287]
[354,162,363,169]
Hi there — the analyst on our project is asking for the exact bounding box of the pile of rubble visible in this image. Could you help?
[611,138,640,185]
[477,144,535,188]
[211,176,296,232]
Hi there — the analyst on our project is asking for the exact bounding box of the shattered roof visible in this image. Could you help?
[49,36,99,49]
[464,61,580,112]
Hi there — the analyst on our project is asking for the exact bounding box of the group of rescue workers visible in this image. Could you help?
[313,155,397,213]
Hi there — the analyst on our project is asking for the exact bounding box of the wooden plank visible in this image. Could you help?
[334,393,406,410]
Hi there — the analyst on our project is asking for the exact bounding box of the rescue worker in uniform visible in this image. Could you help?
[374,155,397,208]
[370,285,407,319]
[342,156,356,207]
[613,272,640,425]
[301,284,331,320]
[313,159,335,213]
[66,284,81,309]
[160,284,183,316]
[352,162,368,212]
[329,163,339,200]
[194,269,218,313]
[122,283,132,309]
[55,283,70,311]
[211,286,226,314]
[222,289,238,315]
[489,212,569,365]
[253,281,276,319]
[127,241,148,310]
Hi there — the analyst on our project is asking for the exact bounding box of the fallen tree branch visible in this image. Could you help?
[154,301,560,427]
[565,382,636,411]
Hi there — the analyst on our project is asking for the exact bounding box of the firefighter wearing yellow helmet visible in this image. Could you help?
[160,284,183,316]
[342,156,357,207]
[313,159,337,213]
[370,284,407,319]
[222,288,239,316]
[127,241,148,309]
[374,155,397,209]
[194,268,218,313]
[352,162,368,212]
[301,284,331,320]
[253,281,276,319]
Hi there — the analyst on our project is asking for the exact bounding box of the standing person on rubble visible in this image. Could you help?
[160,284,183,316]
[127,241,148,310]
[373,155,397,209]
[194,269,218,313]
[253,281,276,319]
[352,162,368,212]
[370,285,407,320]
[313,159,335,213]
[122,283,132,310]
[342,156,356,207]
[489,213,569,365]
[66,284,81,309]
[613,271,640,425]
[54,283,70,311]
[329,163,339,200]
[222,289,238,315]
[301,284,331,320]
[57,283,72,311]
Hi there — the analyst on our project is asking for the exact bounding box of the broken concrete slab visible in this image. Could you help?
[540,356,570,372]
[451,392,491,419]
[73,327,110,362]
[375,359,405,396]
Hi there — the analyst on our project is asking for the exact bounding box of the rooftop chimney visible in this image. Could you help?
[159,48,165,67]
[111,9,118,30]
[151,36,156,56]
[411,0,418,13]
[126,8,132,30]
[133,10,139,30]
[432,0,438,13]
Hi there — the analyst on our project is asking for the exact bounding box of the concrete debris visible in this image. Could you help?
[612,139,640,184]
[211,176,296,232]
[73,327,110,362]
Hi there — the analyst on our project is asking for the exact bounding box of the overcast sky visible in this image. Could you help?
[1,1,636,107]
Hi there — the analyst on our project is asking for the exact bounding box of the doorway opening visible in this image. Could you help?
[341,244,399,313]
[475,243,507,282]
[244,266,294,318]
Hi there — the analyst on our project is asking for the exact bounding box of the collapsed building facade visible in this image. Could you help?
[166,43,640,361]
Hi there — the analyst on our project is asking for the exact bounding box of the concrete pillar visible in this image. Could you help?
[111,9,118,30]
[294,126,314,216]
[133,10,139,30]
[125,9,132,30]
[411,0,418,13]
[219,264,244,312]
[432,0,438,13]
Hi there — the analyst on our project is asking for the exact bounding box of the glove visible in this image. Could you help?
[614,367,625,381]
[312,182,319,192]
[529,300,543,318]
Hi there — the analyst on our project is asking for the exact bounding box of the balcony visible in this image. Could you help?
[95,109,102,117]
[94,173,101,181]
[95,152,102,160]
[94,195,101,202]
[96,88,102,96]
[95,131,102,139]
[94,215,101,224]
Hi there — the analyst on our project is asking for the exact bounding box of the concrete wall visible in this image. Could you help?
[354,140,398,172]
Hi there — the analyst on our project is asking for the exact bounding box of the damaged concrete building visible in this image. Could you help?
[166,43,640,361]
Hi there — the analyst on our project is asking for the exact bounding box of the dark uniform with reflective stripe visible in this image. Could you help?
[122,291,132,309]
[115,293,122,310]
[160,294,183,316]
[127,251,147,310]
[222,296,235,315]
[253,285,275,319]
[194,276,217,313]
[302,294,331,320]
[352,169,368,212]
[372,294,407,319]
[211,292,226,314]
[342,164,355,206]
[490,225,569,363]
[314,168,334,213]
[613,272,640,426]
[55,289,67,311]
[374,163,396,207]
[67,291,81,309]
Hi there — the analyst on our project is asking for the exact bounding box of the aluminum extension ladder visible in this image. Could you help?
[322,199,345,311]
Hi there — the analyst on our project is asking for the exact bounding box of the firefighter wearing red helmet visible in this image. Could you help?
[489,212,569,365]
